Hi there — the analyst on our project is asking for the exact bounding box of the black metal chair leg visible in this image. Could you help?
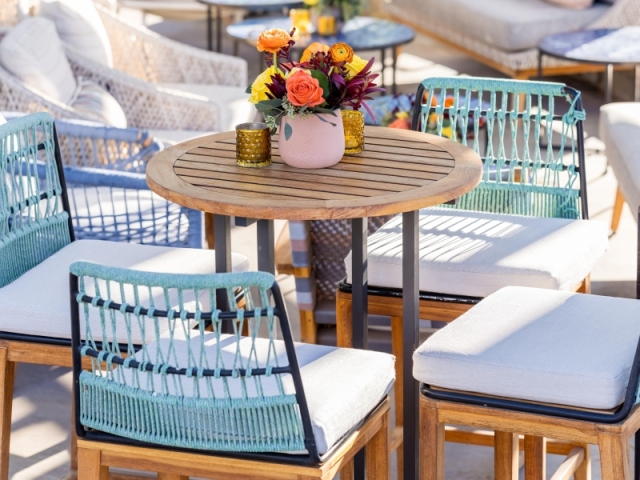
[635,429,640,480]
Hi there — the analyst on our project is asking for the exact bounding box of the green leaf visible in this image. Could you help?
[314,113,336,127]
[311,107,338,116]
[310,70,331,100]
[245,85,252,94]
[284,122,293,141]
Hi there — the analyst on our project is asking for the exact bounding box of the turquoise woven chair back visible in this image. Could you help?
[0,112,73,287]
[412,77,588,220]
[70,263,317,458]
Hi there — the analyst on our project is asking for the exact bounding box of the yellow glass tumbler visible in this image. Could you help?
[236,123,271,167]
[317,15,336,36]
[341,110,365,154]
[290,8,311,34]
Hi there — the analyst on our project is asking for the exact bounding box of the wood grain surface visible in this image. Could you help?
[147,126,482,220]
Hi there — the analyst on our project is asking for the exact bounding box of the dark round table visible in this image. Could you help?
[227,15,416,93]
[197,0,303,53]
[538,28,640,103]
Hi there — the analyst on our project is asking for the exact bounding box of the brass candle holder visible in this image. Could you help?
[236,122,271,167]
[341,110,365,154]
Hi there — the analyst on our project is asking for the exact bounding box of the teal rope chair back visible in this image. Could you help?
[70,263,318,459]
[412,77,588,220]
[0,112,73,287]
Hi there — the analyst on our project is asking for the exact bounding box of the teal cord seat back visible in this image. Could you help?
[0,112,73,287]
[70,263,319,460]
[412,77,588,220]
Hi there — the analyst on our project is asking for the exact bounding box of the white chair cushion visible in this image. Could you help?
[69,78,127,128]
[345,208,608,298]
[0,16,77,103]
[0,240,250,342]
[600,102,640,222]
[40,0,114,68]
[159,83,256,132]
[413,286,640,410]
[121,330,395,454]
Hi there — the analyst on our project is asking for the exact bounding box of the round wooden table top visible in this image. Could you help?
[146,126,482,220]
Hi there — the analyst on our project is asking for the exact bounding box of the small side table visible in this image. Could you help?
[538,28,640,103]
[227,16,415,94]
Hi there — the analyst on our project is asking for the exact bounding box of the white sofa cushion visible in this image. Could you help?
[0,240,250,342]
[40,0,114,67]
[414,286,640,410]
[159,83,256,132]
[69,78,127,128]
[120,330,394,454]
[345,208,608,298]
[0,16,77,103]
[600,102,640,222]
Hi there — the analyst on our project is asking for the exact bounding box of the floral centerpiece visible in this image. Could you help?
[247,28,383,168]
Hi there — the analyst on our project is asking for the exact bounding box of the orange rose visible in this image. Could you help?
[300,42,330,63]
[389,117,411,129]
[286,70,325,107]
[329,42,354,63]
[256,28,291,54]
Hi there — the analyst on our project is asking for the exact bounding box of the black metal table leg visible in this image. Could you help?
[402,210,420,480]
[635,430,640,480]
[257,219,275,275]
[207,5,213,51]
[391,47,398,95]
[351,217,368,480]
[605,63,614,104]
[214,214,232,316]
[380,48,386,92]
[538,51,543,79]
[216,6,223,53]
[635,65,640,103]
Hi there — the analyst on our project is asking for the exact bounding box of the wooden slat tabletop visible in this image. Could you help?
[147,126,482,220]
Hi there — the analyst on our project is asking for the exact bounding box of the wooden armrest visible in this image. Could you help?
[275,224,294,275]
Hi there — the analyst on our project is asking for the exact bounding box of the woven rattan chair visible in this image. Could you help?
[335,77,609,477]
[0,112,250,479]
[4,113,204,247]
[415,210,640,479]
[70,266,393,479]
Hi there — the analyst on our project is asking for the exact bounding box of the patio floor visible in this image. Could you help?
[6,13,637,480]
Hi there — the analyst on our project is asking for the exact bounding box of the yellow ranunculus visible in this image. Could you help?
[249,65,280,104]
[345,54,368,79]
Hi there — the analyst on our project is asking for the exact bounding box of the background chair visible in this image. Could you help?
[335,77,608,478]
[70,266,393,479]
[0,112,249,479]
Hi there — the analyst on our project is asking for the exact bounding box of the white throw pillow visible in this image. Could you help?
[543,0,594,9]
[0,16,77,104]
[70,78,127,128]
[40,0,113,68]
[17,0,40,19]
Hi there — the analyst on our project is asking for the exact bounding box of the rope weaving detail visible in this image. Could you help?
[0,113,70,287]
[417,77,585,220]
[72,263,307,453]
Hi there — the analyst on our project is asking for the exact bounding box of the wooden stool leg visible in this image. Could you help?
[336,293,353,348]
[70,402,78,472]
[524,436,546,480]
[574,443,592,480]
[366,410,390,480]
[340,459,355,480]
[78,447,108,480]
[494,432,519,480]
[299,310,317,344]
[391,316,404,480]
[158,474,189,480]
[612,186,625,234]
[0,348,15,480]
[420,402,444,480]
[599,433,631,480]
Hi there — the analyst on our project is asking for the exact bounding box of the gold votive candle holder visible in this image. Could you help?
[317,15,336,36]
[236,122,271,167]
[341,110,365,154]
[290,8,311,34]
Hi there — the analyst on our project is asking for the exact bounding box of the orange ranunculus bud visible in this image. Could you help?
[300,42,330,63]
[256,28,291,54]
[444,97,455,108]
[389,117,411,129]
[329,42,354,63]
[286,70,325,107]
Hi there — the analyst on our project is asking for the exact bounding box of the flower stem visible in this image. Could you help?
[273,52,278,69]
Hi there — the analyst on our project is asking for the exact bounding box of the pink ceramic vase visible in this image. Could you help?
[278,112,345,169]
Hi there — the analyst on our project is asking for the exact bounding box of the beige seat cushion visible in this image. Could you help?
[600,102,640,222]
[414,286,640,410]
[69,78,127,127]
[40,0,114,67]
[345,208,608,298]
[119,330,395,454]
[0,240,250,342]
[159,83,256,132]
[0,16,77,103]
